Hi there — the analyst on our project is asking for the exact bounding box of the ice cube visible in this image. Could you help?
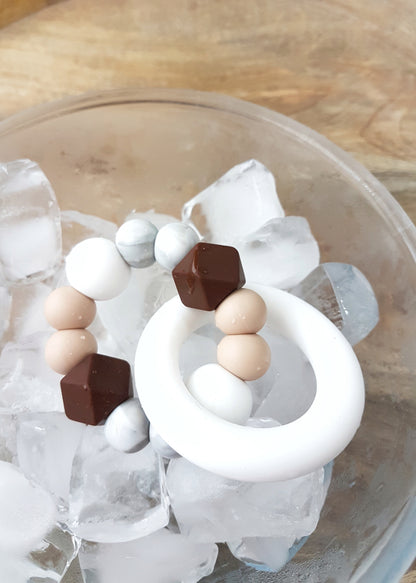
[68,426,169,543]
[227,535,296,572]
[182,160,284,244]
[7,281,52,341]
[236,216,320,289]
[61,210,117,255]
[227,462,333,572]
[0,413,17,462]
[167,457,326,543]
[0,159,62,283]
[0,460,57,555]
[79,529,218,583]
[97,264,176,362]
[250,326,316,423]
[0,286,11,342]
[179,327,219,380]
[290,262,379,345]
[88,314,127,361]
[0,524,80,583]
[16,412,84,505]
[0,332,63,413]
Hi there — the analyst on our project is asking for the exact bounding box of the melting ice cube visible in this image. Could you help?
[0,332,63,413]
[291,262,379,345]
[237,216,320,289]
[249,326,316,423]
[79,529,218,583]
[0,460,56,555]
[167,457,326,544]
[0,159,62,283]
[68,426,169,543]
[182,160,284,243]
[0,524,80,583]
[16,412,84,505]
[226,462,333,572]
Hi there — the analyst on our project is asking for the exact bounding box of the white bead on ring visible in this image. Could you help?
[135,284,365,482]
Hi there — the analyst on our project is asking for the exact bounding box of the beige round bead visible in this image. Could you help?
[44,286,96,330]
[215,289,267,334]
[45,329,97,375]
[217,334,271,381]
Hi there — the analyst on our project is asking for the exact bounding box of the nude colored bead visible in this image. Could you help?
[215,288,267,334]
[45,329,97,375]
[217,334,271,381]
[44,286,96,330]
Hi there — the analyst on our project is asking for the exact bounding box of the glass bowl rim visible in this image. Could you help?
[0,87,415,265]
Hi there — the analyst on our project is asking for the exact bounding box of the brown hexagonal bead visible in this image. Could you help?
[60,353,132,425]
[172,242,246,311]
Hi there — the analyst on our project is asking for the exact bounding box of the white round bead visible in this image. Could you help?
[186,363,253,425]
[104,399,149,453]
[149,425,180,459]
[66,238,131,300]
[154,223,199,271]
[115,219,158,268]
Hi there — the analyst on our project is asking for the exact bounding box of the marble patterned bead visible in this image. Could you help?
[115,218,158,268]
[215,288,267,334]
[186,363,253,425]
[217,334,271,381]
[44,329,97,375]
[149,425,180,459]
[44,286,96,330]
[154,222,199,271]
[104,398,150,453]
[66,237,131,300]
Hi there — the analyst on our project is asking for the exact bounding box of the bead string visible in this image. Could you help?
[44,217,271,456]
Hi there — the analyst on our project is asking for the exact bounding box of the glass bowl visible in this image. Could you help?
[0,88,415,583]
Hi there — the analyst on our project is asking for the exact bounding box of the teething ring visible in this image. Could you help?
[135,284,365,482]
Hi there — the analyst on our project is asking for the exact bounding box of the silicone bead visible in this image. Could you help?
[149,425,180,459]
[215,288,267,334]
[115,219,158,268]
[44,286,96,330]
[172,242,246,311]
[104,398,149,453]
[187,363,253,425]
[45,329,97,375]
[217,334,271,381]
[60,353,131,425]
[66,238,131,300]
[154,223,199,271]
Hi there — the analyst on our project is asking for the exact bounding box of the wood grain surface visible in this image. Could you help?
[0,1,415,581]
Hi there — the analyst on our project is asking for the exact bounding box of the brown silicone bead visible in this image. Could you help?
[60,353,132,425]
[172,242,246,311]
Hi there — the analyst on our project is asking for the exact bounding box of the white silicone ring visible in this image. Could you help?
[135,284,365,482]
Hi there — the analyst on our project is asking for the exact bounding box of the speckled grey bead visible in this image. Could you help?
[149,425,180,459]
[154,222,199,271]
[115,218,158,268]
[104,398,150,453]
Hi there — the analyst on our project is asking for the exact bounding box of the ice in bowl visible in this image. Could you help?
[0,157,379,582]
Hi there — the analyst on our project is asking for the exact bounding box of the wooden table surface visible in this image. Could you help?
[0,1,415,581]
